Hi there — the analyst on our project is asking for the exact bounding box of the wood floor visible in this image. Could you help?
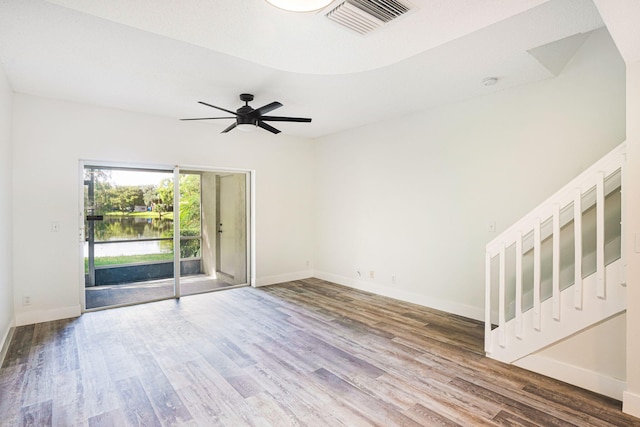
[85,275,236,309]
[1,278,638,426]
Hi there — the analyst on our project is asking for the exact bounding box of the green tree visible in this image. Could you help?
[179,174,201,258]
[84,168,114,214]
[154,178,174,219]
[110,186,144,214]
[142,185,158,208]
[179,174,201,235]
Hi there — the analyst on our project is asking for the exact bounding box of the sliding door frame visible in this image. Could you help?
[173,166,181,298]
[78,160,255,313]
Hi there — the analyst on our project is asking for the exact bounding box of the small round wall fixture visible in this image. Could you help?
[483,77,499,86]
[265,0,334,12]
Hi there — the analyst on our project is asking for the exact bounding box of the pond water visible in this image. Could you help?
[93,216,173,241]
[86,216,173,257]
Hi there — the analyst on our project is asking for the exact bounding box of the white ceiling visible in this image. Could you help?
[0,0,605,138]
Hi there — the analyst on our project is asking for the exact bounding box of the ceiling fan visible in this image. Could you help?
[181,93,312,134]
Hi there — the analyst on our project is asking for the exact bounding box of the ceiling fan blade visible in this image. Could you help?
[180,117,235,121]
[260,116,312,123]
[221,122,237,133]
[252,102,283,116]
[198,101,238,116]
[257,121,281,134]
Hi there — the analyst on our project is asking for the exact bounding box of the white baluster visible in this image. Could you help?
[552,204,561,321]
[485,251,492,354]
[574,189,583,309]
[533,219,541,331]
[483,143,626,359]
[596,172,606,299]
[515,231,523,339]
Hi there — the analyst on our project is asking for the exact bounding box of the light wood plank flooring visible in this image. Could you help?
[1,278,638,426]
[85,275,236,310]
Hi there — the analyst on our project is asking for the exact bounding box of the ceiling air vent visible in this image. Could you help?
[325,0,411,35]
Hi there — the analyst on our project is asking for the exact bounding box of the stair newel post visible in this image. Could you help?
[499,244,507,348]
[485,251,493,354]
[552,204,561,321]
[533,219,542,331]
[515,231,523,339]
[596,172,606,299]
[574,189,583,309]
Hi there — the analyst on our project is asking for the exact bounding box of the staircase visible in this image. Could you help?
[485,142,627,364]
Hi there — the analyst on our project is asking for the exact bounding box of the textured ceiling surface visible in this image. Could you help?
[43,0,553,74]
[0,0,606,138]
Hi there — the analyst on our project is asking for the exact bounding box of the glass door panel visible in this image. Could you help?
[84,167,175,309]
[180,171,248,296]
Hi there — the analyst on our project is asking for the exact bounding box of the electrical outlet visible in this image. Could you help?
[369,270,375,279]
[23,296,32,306]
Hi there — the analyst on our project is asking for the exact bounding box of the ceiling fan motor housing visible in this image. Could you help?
[237,111,257,126]
[237,103,257,126]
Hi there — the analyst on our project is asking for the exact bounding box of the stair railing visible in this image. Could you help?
[485,142,626,356]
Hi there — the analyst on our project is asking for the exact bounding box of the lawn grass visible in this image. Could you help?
[85,252,174,272]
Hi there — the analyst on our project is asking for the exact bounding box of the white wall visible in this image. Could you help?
[313,28,626,320]
[517,313,627,400]
[0,62,14,355]
[12,94,315,325]
[623,57,640,418]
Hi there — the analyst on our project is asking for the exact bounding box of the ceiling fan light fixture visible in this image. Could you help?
[236,123,257,132]
[265,0,333,12]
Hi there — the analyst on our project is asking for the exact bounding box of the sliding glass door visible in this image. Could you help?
[215,173,248,286]
[179,170,248,296]
[82,164,250,310]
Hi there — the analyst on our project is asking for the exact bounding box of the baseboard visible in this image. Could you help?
[0,320,15,367]
[515,354,625,400]
[623,391,640,419]
[313,271,484,321]
[15,305,82,327]
[254,270,314,287]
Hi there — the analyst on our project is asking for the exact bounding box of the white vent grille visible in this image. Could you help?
[326,0,411,35]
